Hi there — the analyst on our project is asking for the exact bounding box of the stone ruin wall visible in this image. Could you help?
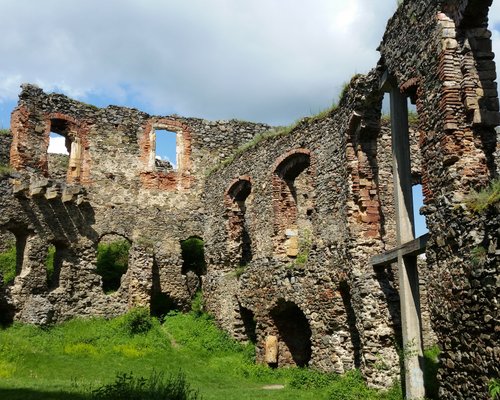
[0,0,499,399]
[0,83,271,324]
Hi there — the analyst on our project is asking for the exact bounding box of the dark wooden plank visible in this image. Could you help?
[371,233,429,266]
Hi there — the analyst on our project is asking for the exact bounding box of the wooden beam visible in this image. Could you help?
[371,233,429,267]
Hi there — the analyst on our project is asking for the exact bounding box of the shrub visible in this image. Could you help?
[0,245,16,284]
[91,371,201,400]
[0,164,13,176]
[119,307,154,336]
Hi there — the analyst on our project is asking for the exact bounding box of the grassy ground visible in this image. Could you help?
[0,309,403,400]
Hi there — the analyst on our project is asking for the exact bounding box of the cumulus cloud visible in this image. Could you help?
[0,0,399,125]
[47,135,69,155]
[2,1,500,127]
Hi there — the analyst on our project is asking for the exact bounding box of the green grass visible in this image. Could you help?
[465,179,500,213]
[423,346,440,399]
[0,309,403,400]
[0,129,10,135]
[0,244,16,284]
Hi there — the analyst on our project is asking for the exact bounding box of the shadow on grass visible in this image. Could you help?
[0,388,89,400]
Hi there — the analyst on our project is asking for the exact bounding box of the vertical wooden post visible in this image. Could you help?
[385,74,425,399]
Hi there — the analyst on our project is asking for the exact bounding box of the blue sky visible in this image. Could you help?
[3,0,500,236]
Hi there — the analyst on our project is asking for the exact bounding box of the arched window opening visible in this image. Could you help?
[48,118,82,182]
[239,305,257,344]
[180,237,206,276]
[180,237,206,296]
[226,179,252,265]
[96,234,131,294]
[270,300,312,367]
[272,151,314,258]
[46,242,68,290]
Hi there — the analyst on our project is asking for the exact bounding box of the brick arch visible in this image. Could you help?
[139,117,193,191]
[10,110,91,184]
[45,112,91,184]
[225,176,252,265]
[271,149,315,258]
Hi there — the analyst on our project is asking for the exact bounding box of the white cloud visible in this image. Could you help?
[48,136,69,155]
[14,0,500,127]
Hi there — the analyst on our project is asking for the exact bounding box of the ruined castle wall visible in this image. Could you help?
[379,0,499,398]
[2,84,271,324]
[0,0,497,398]
[203,71,405,387]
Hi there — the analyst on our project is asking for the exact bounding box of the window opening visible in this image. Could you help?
[96,235,131,294]
[270,300,312,367]
[412,184,428,237]
[180,237,206,276]
[154,129,177,172]
[48,118,82,181]
[0,231,18,285]
[227,179,252,265]
[273,151,313,258]
[46,242,68,290]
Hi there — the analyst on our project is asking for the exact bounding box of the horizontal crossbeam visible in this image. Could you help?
[371,233,429,266]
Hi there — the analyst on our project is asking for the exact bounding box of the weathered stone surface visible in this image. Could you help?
[0,1,498,399]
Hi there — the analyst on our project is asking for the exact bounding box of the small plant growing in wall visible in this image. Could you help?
[465,179,500,213]
[489,378,500,400]
[231,264,247,279]
[290,229,312,269]
[471,245,487,267]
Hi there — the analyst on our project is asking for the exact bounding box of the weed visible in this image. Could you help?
[190,291,204,317]
[465,179,500,213]
[64,342,99,357]
[0,129,10,135]
[471,245,487,267]
[289,368,337,389]
[91,370,201,400]
[489,378,500,400]
[0,164,13,176]
[231,265,246,279]
[0,244,16,284]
